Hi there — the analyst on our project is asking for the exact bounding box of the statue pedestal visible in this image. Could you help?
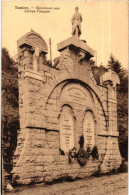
[57,36,94,61]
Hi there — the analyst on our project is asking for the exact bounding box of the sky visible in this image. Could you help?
[2,0,128,69]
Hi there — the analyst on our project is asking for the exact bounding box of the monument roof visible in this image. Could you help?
[57,37,94,57]
[17,30,48,54]
[101,70,120,87]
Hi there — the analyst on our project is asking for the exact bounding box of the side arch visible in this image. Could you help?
[83,110,96,149]
[59,105,75,153]
[18,30,48,53]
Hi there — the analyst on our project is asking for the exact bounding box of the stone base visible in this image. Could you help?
[57,36,94,58]
[100,137,122,173]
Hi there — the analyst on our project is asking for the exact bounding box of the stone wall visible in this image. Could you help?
[11,31,122,184]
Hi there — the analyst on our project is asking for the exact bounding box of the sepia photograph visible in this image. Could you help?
[2,0,128,194]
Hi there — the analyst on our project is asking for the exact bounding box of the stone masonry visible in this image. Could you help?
[11,29,122,185]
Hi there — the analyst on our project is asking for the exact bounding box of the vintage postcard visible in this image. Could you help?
[2,1,128,194]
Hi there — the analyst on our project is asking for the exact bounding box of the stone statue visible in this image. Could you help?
[72,7,83,39]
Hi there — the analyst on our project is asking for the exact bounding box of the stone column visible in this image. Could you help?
[31,46,40,72]
[12,31,48,184]
[100,70,122,172]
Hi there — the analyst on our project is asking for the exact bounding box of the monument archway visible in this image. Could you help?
[45,79,107,154]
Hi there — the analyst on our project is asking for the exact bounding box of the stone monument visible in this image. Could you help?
[11,8,122,185]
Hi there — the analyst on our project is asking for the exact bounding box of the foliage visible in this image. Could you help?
[2,48,19,173]
[108,54,128,93]
[2,48,15,71]
[78,135,84,148]
[77,148,89,166]
[91,146,99,160]
[86,145,91,154]
[68,147,77,164]
[108,54,128,160]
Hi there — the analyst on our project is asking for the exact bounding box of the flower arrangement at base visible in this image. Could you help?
[91,146,99,160]
[68,136,99,165]
[77,148,90,166]
[68,147,77,164]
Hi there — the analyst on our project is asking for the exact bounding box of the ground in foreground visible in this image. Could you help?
[4,172,128,195]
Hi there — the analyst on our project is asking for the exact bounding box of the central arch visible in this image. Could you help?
[45,79,108,157]
[45,79,108,131]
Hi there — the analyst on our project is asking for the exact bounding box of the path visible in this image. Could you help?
[4,173,128,195]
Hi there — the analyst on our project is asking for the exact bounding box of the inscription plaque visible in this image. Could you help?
[60,84,94,107]
[60,106,74,152]
[83,111,95,149]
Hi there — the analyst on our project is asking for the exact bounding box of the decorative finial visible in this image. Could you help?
[31,29,34,32]
[71,7,83,39]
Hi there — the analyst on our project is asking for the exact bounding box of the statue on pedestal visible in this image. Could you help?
[72,7,83,39]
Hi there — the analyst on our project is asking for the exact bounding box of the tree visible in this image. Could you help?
[2,48,19,174]
[108,54,128,160]
[2,48,15,71]
[108,54,127,93]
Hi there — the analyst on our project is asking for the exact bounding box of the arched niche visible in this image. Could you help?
[17,30,48,54]
[59,105,74,153]
[83,111,95,149]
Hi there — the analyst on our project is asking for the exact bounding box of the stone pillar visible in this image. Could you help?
[57,37,94,62]
[57,37,95,77]
[11,31,48,184]
[100,70,122,172]
[107,83,117,135]
[31,46,40,72]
